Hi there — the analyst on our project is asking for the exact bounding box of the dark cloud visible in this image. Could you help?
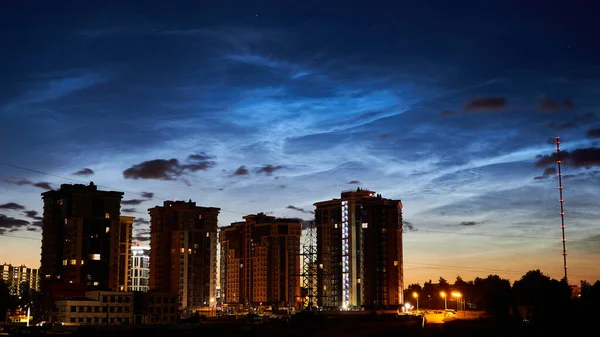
[0,202,25,210]
[379,134,389,140]
[459,221,482,226]
[546,122,577,130]
[4,179,53,190]
[122,208,138,213]
[533,167,557,180]
[586,128,600,138]
[535,147,600,169]
[348,180,360,184]
[133,218,149,225]
[0,214,30,234]
[32,182,52,190]
[132,232,150,242]
[543,167,557,176]
[546,137,557,145]
[23,210,43,220]
[403,221,417,232]
[286,205,314,215]
[577,112,598,123]
[26,227,39,232]
[464,97,506,112]
[187,153,212,161]
[255,164,284,176]
[538,95,576,112]
[232,166,249,176]
[439,110,457,116]
[123,155,216,180]
[72,168,94,176]
[182,153,217,172]
[122,199,145,205]
[140,192,154,199]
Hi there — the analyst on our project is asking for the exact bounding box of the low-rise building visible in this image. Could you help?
[54,291,133,325]
[132,292,178,324]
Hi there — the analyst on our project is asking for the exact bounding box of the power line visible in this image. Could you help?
[409,229,600,242]
[404,261,600,280]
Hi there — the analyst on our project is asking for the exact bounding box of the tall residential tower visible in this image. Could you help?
[220,213,302,309]
[148,200,219,309]
[315,188,404,309]
[40,182,128,291]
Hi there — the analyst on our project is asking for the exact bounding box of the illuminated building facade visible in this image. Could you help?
[0,264,39,296]
[315,188,404,309]
[130,243,150,292]
[148,200,219,309]
[40,182,127,291]
[219,213,301,309]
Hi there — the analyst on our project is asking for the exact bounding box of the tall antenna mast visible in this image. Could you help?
[555,136,568,282]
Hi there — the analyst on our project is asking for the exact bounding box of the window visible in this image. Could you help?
[59,199,64,205]
[90,254,101,260]
[69,259,77,265]
[393,261,398,266]
[105,213,110,219]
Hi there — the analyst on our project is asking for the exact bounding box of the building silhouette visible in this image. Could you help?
[220,213,302,309]
[0,263,39,296]
[130,242,150,292]
[148,200,219,310]
[39,182,127,291]
[314,188,404,309]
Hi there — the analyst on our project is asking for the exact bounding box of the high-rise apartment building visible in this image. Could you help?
[148,200,219,309]
[40,182,127,291]
[117,216,133,291]
[220,213,301,309]
[0,264,39,296]
[130,242,150,292]
[314,188,404,309]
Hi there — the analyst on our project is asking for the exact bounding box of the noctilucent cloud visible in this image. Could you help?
[1,1,599,285]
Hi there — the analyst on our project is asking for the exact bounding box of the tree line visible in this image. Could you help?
[404,269,600,324]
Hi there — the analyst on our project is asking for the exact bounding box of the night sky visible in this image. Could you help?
[1,1,599,285]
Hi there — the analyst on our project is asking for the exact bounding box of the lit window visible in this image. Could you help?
[64,218,68,225]
[198,214,202,219]
[105,213,110,219]
[105,227,110,233]
[93,282,99,286]
[62,260,68,266]
[69,259,77,265]
[394,261,398,266]
[58,199,64,205]
[81,260,85,265]
[362,223,368,228]
[90,254,101,260]
[180,248,185,253]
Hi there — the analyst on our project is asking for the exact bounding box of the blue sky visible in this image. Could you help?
[1,1,600,285]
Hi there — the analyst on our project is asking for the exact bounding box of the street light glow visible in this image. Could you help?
[451,291,462,298]
[412,292,418,298]
[440,291,446,298]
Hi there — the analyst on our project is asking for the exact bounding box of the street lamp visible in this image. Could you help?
[412,292,419,312]
[440,291,447,310]
[451,292,462,312]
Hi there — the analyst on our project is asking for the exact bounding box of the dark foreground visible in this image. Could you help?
[3,314,591,337]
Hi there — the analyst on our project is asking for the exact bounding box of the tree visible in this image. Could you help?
[473,275,511,316]
[512,269,571,324]
[422,280,435,309]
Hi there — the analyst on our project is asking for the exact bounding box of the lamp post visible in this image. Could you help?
[451,292,462,314]
[412,292,419,312]
[440,291,447,310]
